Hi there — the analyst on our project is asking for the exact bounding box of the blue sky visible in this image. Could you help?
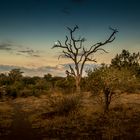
[0,0,139,76]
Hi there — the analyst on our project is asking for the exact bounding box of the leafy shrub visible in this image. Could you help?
[5,86,18,98]
[55,77,76,94]
[86,65,138,112]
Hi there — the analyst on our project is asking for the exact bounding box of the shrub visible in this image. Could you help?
[43,94,81,118]
[55,77,76,94]
[55,95,81,115]
[5,86,17,98]
[19,88,34,97]
[86,65,138,112]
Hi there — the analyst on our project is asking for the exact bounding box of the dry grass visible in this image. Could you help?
[0,101,14,136]
[1,92,140,139]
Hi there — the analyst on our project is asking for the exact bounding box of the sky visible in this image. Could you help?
[0,0,140,76]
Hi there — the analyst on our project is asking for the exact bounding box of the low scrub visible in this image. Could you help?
[42,94,82,117]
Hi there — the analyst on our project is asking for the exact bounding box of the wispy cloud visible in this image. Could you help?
[0,40,41,57]
[0,64,66,77]
[18,49,41,57]
[0,42,13,51]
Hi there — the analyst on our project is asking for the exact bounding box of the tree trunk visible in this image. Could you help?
[104,88,110,113]
[75,76,81,93]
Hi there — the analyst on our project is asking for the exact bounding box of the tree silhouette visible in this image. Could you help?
[111,49,140,68]
[8,69,23,83]
[111,49,140,76]
[52,25,118,93]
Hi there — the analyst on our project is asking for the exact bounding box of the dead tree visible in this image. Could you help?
[52,25,118,93]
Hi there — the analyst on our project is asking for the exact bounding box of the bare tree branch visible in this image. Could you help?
[86,57,97,62]
[65,36,69,47]
[69,65,76,76]
[52,25,118,92]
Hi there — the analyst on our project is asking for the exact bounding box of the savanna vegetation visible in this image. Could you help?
[0,26,140,140]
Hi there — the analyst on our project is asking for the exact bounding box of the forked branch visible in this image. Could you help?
[52,25,118,92]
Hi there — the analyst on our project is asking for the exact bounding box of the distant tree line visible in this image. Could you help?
[0,69,77,99]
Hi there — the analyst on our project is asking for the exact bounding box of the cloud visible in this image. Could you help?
[39,63,99,77]
[0,63,99,77]
[62,63,99,73]
[61,7,71,15]
[61,0,89,15]
[18,49,41,57]
[0,64,66,77]
[0,40,41,57]
[0,42,13,51]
